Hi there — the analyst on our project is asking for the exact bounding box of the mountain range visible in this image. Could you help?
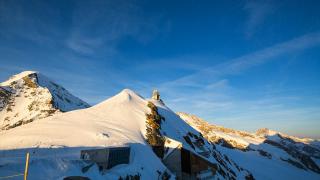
[0,71,319,180]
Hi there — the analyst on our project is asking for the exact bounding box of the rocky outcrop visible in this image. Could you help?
[177,112,320,177]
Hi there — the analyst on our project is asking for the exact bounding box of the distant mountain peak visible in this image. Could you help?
[256,128,278,137]
[0,71,90,130]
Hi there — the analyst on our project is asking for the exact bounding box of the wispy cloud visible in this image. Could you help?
[0,1,64,46]
[0,0,169,102]
[159,32,320,89]
[0,0,167,57]
[147,32,320,136]
[243,0,276,38]
[66,1,167,55]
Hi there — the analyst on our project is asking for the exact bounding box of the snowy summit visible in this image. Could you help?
[0,71,90,130]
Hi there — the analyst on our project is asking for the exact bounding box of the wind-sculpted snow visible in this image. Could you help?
[0,71,90,130]
[177,112,320,179]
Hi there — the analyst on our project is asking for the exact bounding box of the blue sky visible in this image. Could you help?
[0,0,320,138]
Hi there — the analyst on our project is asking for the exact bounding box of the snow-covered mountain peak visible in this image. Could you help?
[256,128,279,137]
[256,127,315,144]
[0,71,90,130]
[120,88,138,95]
[116,89,143,101]
[0,71,38,86]
[94,89,145,110]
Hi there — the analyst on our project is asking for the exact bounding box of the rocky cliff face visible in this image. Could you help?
[0,71,90,130]
[177,112,320,179]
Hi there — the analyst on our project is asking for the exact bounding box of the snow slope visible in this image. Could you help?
[177,112,320,180]
[0,89,253,180]
[0,71,90,130]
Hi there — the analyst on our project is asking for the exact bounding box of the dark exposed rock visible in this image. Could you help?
[245,173,255,180]
[183,135,195,150]
[0,87,12,111]
[280,158,306,170]
[257,149,272,159]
